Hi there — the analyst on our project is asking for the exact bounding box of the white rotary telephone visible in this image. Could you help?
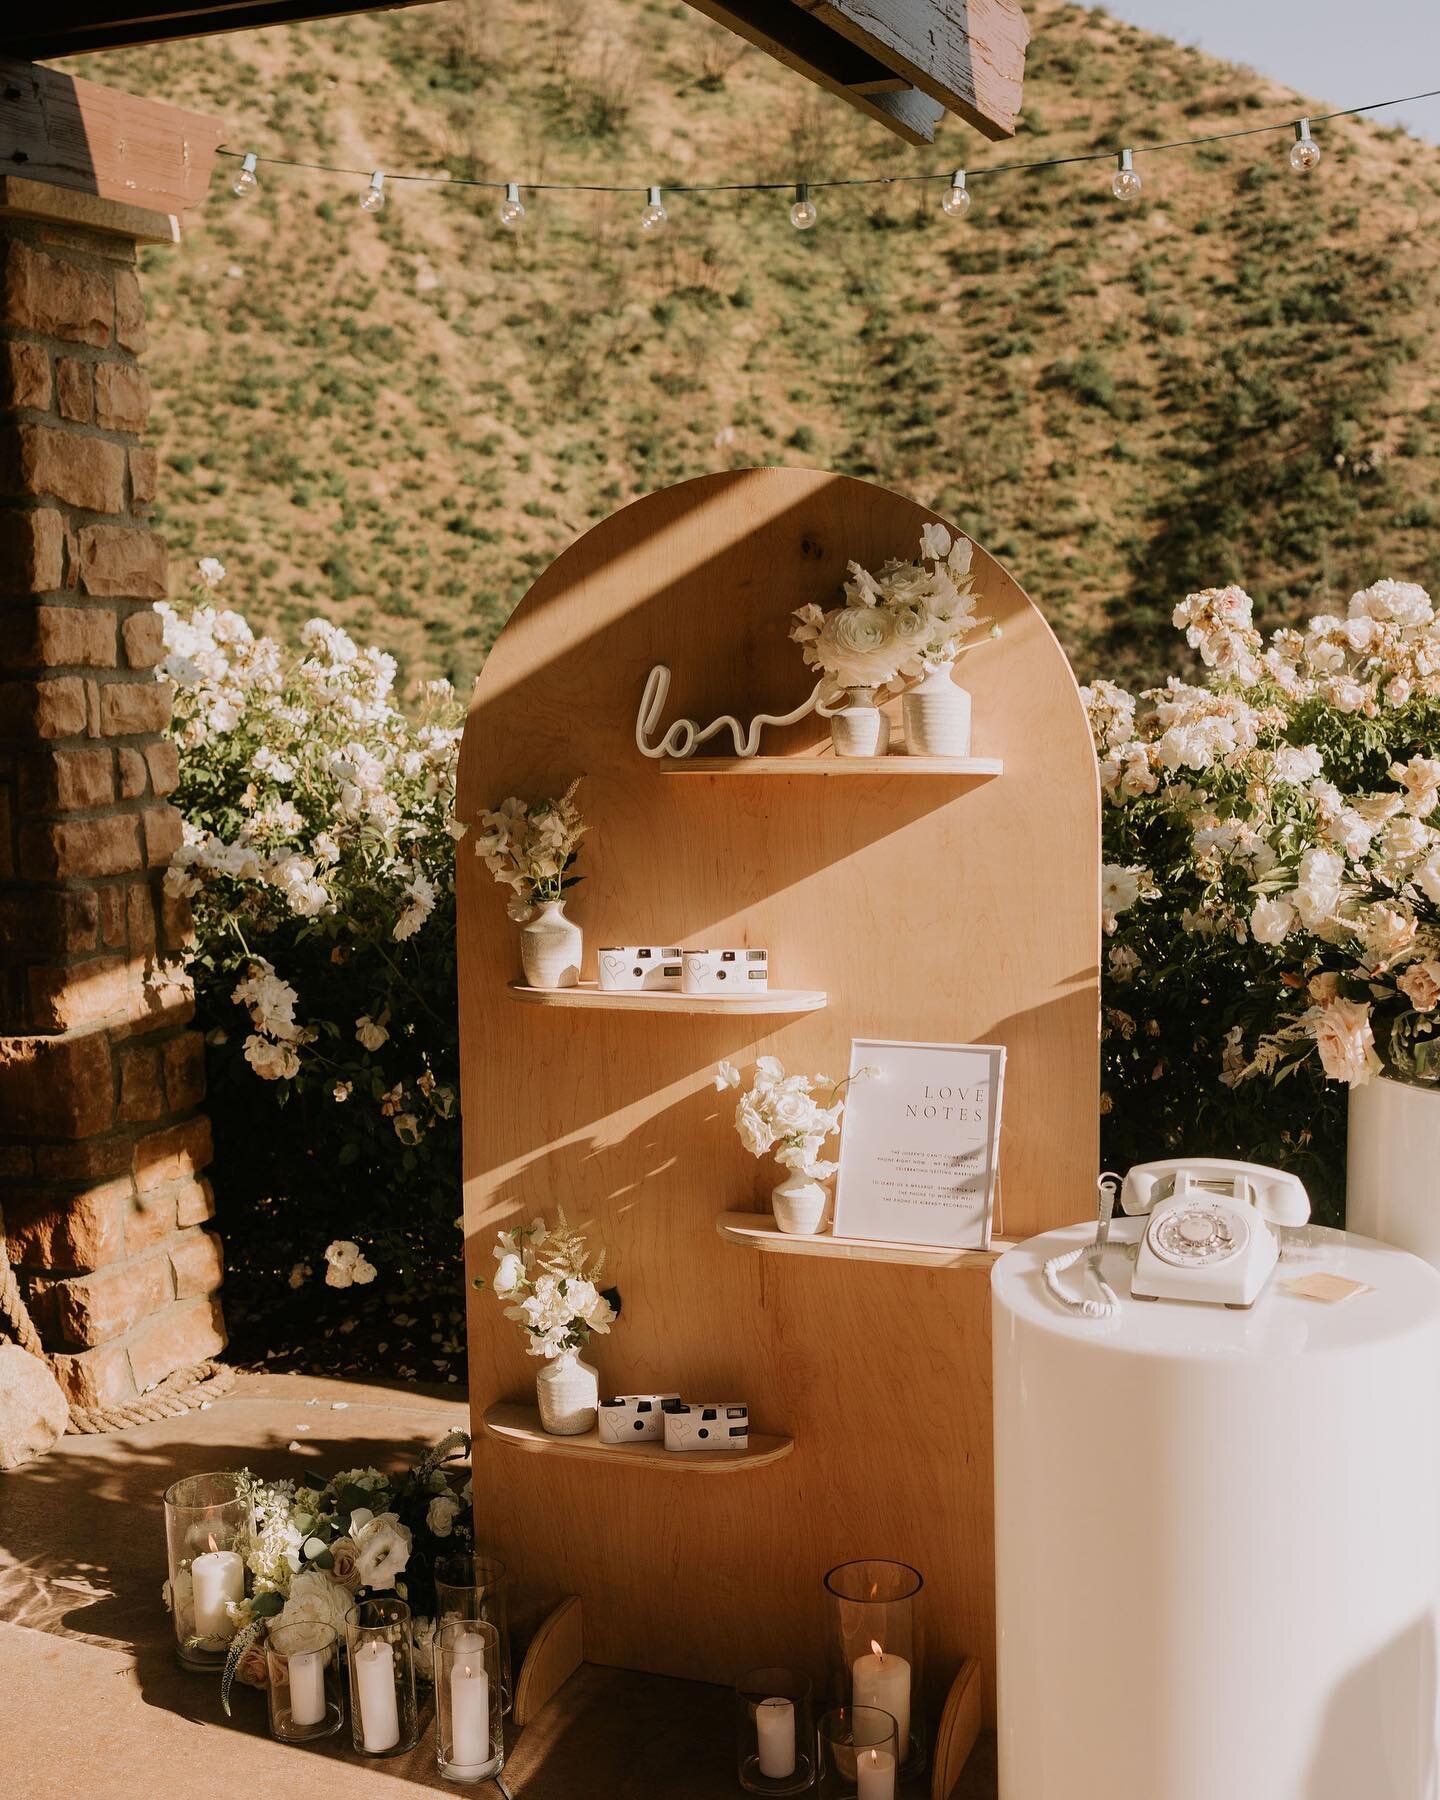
[1123,1157,1311,1308]
[1044,1158,1312,1317]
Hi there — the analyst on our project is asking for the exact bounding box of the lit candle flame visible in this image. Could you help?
[870,1638,884,1659]
[206,1533,219,1552]
[463,1665,472,1678]
[865,1749,878,1767]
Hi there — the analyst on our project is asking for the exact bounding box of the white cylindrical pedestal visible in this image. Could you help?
[1348,1073,1440,1269]
[993,1221,1440,1800]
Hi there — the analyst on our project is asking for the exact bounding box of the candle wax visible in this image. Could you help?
[355,1639,400,1752]
[856,1746,897,1800]
[851,1647,911,1761]
[755,1696,796,1779]
[190,1548,244,1642]
[287,1647,325,1728]
[450,1656,490,1769]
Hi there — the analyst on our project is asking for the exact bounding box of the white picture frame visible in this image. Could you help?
[832,1038,1006,1250]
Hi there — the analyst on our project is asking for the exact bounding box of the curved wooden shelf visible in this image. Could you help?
[658,755,1003,777]
[507,981,827,1014]
[483,1402,794,1472]
[715,1210,1011,1269]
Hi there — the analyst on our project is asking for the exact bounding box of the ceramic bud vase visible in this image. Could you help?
[1347,1073,1440,1269]
[830,687,890,759]
[771,1175,828,1236]
[536,1350,599,1435]
[903,660,972,757]
[519,899,581,990]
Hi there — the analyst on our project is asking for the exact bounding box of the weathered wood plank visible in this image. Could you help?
[795,0,1030,140]
[2,1,431,62]
[0,58,223,215]
[683,0,945,145]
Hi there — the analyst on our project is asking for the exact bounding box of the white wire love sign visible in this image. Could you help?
[634,663,831,760]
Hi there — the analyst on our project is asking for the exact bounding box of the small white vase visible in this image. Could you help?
[536,1351,599,1435]
[903,660,972,757]
[830,687,890,759]
[520,899,581,990]
[1347,1073,1440,1269]
[771,1175,828,1236]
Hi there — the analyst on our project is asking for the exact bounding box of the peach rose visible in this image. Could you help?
[1398,960,1440,1015]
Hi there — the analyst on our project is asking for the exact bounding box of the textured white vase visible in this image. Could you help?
[830,687,890,759]
[903,660,972,757]
[771,1176,828,1235]
[535,1351,599,1435]
[1347,1072,1440,1269]
[519,899,581,990]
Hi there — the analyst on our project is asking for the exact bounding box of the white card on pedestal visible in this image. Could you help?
[832,1039,1006,1249]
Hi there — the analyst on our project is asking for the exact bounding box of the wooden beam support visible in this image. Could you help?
[0,58,223,217]
[1,0,431,62]
[683,0,945,145]
[794,0,1030,141]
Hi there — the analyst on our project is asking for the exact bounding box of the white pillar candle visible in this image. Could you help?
[856,1745,897,1800]
[355,1639,400,1752]
[755,1696,796,1779]
[190,1546,244,1641]
[287,1647,325,1728]
[851,1641,910,1760]
[450,1654,491,1770]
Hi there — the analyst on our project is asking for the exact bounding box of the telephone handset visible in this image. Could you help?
[1043,1158,1312,1318]
[1122,1157,1310,1308]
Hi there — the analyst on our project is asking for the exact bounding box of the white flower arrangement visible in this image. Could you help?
[715,1056,859,1180]
[488,1210,618,1359]
[474,780,585,922]
[790,523,996,702]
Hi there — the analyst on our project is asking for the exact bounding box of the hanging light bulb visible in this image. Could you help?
[941,167,971,219]
[231,152,260,200]
[359,171,386,214]
[640,185,667,234]
[1290,118,1322,172]
[499,181,525,229]
[790,182,817,230]
[1111,148,1142,202]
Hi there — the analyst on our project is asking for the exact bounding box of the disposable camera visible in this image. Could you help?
[662,1402,750,1452]
[597,947,683,992]
[680,948,769,995]
[597,1392,682,1444]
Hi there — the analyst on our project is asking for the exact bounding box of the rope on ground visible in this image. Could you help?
[0,1207,235,1434]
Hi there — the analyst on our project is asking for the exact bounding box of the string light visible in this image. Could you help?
[790,182,817,230]
[1290,117,1322,172]
[359,171,385,213]
[941,167,971,218]
[499,181,525,228]
[1111,147,1142,202]
[231,152,259,200]
[640,184,667,234]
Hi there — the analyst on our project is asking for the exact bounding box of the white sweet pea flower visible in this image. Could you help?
[197,557,226,588]
[714,1061,741,1091]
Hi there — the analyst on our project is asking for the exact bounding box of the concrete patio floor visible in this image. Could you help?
[0,1371,997,1798]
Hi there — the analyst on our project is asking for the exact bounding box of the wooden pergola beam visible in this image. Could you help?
[1,0,427,63]
[0,56,223,218]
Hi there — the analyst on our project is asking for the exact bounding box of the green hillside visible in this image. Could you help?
[63,0,1440,686]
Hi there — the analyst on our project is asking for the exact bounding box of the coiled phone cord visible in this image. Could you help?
[1042,1173,1123,1319]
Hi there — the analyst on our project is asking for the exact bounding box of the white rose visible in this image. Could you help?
[426,1494,462,1538]
[1294,847,1345,930]
[352,1512,412,1590]
[1249,896,1297,946]
[1398,960,1440,1015]
[276,1568,353,1639]
[1312,998,1381,1086]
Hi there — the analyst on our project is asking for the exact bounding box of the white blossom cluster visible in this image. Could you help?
[473,780,585,922]
[490,1212,617,1359]
[790,522,995,700]
[715,1055,847,1180]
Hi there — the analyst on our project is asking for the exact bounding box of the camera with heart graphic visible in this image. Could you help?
[596,946,684,991]
[681,948,769,995]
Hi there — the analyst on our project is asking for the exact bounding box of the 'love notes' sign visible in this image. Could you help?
[833,1038,1006,1249]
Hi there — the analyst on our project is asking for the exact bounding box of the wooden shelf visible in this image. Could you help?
[507,981,827,1014]
[658,755,1003,777]
[715,1210,1012,1269]
[483,1402,794,1473]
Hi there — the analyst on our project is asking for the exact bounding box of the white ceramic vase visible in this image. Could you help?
[519,899,581,990]
[535,1350,599,1436]
[771,1175,828,1236]
[1347,1072,1440,1269]
[830,687,890,759]
[903,660,972,757]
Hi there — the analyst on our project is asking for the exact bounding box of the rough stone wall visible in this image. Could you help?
[0,213,223,1410]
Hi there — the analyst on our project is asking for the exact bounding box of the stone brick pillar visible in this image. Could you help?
[0,194,223,1413]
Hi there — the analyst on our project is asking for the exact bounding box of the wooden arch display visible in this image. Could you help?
[456,468,1099,1726]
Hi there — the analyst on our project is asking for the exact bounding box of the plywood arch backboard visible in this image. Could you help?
[456,468,1099,1722]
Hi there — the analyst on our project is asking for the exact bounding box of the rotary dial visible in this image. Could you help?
[1148,1202,1248,1267]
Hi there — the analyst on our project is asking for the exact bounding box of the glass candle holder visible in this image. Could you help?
[735,1665,816,1795]
[434,1553,511,1714]
[435,1617,504,1783]
[266,1622,344,1741]
[817,1706,900,1800]
[346,1597,419,1757]
[823,1561,926,1777]
[162,1471,254,1671]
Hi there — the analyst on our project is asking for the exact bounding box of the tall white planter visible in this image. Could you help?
[519,900,581,990]
[1347,1073,1440,1268]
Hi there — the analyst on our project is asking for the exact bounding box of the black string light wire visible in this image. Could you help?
[221,82,1440,223]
